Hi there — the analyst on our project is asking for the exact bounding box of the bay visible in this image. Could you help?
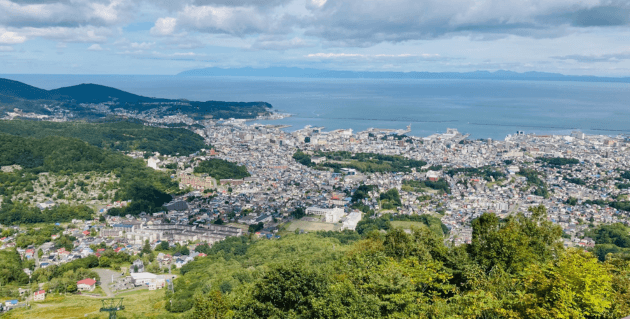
[2,74,629,140]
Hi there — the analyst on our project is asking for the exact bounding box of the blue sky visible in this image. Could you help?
[1,0,630,75]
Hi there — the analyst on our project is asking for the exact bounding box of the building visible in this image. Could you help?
[130,272,168,290]
[4,300,18,308]
[306,207,344,223]
[342,211,362,230]
[131,259,145,273]
[426,171,440,182]
[148,157,160,170]
[165,200,189,211]
[33,290,46,301]
[77,278,97,291]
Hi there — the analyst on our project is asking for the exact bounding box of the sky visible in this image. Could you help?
[1,0,630,76]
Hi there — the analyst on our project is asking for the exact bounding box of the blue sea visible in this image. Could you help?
[3,74,630,140]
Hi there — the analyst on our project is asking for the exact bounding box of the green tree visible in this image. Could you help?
[192,291,231,319]
[508,249,612,318]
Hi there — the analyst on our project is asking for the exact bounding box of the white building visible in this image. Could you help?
[306,207,344,223]
[342,212,362,230]
[148,157,160,170]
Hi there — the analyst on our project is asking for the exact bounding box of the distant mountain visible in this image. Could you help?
[0,78,273,120]
[178,67,630,83]
[48,83,169,104]
[0,78,53,100]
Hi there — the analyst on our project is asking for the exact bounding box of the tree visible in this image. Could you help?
[99,256,111,268]
[468,205,562,274]
[142,240,152,255]
[192,291,230,319]
[66,281,78,293]
[508,249,612,318]
[291,207,305,219]
[248,222,264,233]
[159,241,170,251]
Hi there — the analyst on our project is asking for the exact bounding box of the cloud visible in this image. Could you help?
[251,36,314,50]
[192,0,292,8]
[552,51,630,63]
[0,29,27,44]
[0,45,13,51]
[18,26,113,42]
[151,17,178,36]
[0,0,133,28]
[300,0,630,46]
[87,43,104,51]
[130,42,155,49]
[306,52,445,60]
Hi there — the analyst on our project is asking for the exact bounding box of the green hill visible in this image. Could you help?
[166,205,630,318]
[0,78,273,119]
[0,120,208,156]
[0,133,179,221]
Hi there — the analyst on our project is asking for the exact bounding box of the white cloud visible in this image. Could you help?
[151,17,178,36]
[306,53,364,58]
[251,36,313,50]
[87,44,104,51]
[306,53,443,59]
[0,0,133,27]
[19,26,112,43]
[0,29,27,44]
[0,45,13,51]
[130,42,155,49]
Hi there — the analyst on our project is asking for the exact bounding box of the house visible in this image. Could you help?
[131,259,144,273]
[130,272,157,286]
[33,290,46,301]
[4,299,18,308]
[77,278,97,291]
[426,171,440,182]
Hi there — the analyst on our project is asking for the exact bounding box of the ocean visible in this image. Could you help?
[3,74,629,140]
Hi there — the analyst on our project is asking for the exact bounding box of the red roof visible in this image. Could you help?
[77,278,96,286]
[34,290,45,295]
[82,230,90,235]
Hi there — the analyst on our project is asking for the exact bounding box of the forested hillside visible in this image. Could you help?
[0,133,178,222]
[0,78,273,120]
[0,120,208,156]
[170,205,630,318]
[194,159,250,180]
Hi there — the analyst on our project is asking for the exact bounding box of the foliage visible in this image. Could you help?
[194,159,250,180]
[586,223,630,248]
[537,157,580,166]
[297,151,427,173]
[171,207,630,318]
[248,222,264,233]
[0,203,93,225]
[0,133,179,219]
[315,230,362,244]
[403,179,451,194]
[379,188,401,209]
[351,184,375,204]
[291,207,305,219]
[445,165,506,181]
[468,205,563,274]
[0,120,208,156]
[292,150,313,167]
[519,167,547,189]
[0,250,30,285]
[565,177,586,185]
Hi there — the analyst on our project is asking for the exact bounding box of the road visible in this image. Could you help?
[93,268,123,297]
